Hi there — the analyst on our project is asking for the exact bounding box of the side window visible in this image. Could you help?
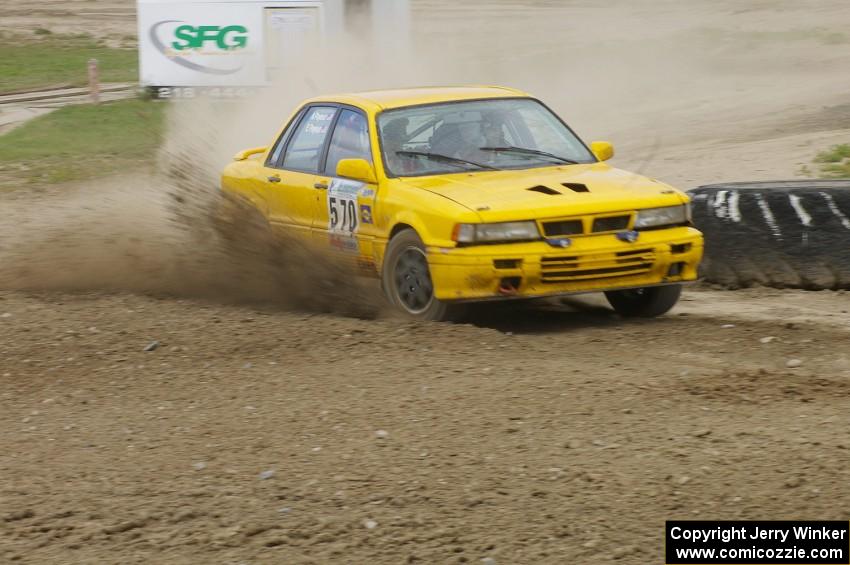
[266,108,304,167]
[281,106,337,172]
[325,109,371,176]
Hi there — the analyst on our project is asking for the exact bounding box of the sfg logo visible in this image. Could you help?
[150,20,249,74]
[171,25,248,51]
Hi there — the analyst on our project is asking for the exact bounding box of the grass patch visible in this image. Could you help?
[0,99,166,188]
[812,144,850,178]
[0,33,137,94]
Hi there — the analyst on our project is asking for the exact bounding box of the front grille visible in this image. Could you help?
[540,248,655,283]
[542,219,584,237]
[542,213,633,238]
[592,215,630,233]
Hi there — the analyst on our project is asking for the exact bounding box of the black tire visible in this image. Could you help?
[605,284,682,317]
[689,180,850,289]
[382,229,464,321]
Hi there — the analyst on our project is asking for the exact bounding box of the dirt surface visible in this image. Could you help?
[2,1,850,564]
[0,1,136,43]
[2,288,850,564]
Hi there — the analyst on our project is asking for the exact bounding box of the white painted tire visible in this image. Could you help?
[689,181,850,289]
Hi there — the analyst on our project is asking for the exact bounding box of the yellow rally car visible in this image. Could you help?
[221,86,703,320]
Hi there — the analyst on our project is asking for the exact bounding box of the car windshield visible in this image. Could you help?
[377,98,596,177]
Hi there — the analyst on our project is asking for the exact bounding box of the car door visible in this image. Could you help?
[263,105,338,239]
[312,107,380,274]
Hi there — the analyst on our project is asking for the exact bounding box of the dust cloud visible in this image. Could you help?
[0,38,398,315]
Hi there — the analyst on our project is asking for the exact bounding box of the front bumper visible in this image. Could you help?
[427,226,703,301]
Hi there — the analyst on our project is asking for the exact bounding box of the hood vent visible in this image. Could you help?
[527,185,561,195]
[562,183,590,193]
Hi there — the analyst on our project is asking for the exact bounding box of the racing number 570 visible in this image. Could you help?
[329,196,358,233]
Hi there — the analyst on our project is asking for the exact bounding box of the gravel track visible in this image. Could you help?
[2,289,850,563]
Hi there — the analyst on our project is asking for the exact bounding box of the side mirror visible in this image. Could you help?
[233,146,267,161]
[590,141,614,162]
[336,158,377,184]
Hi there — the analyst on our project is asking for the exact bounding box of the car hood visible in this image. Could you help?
[397,163,687,221]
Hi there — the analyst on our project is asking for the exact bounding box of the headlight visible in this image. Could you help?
[452,221,540,243]
[634,204,690,229]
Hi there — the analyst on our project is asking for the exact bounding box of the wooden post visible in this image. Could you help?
[88,58,100,104]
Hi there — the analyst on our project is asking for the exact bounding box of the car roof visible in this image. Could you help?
[303,85,531,112]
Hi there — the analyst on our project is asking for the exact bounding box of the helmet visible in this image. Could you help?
[383,117,409,144]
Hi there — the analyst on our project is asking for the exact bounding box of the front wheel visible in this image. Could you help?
[604,284,682,317]
[382,229,464,321]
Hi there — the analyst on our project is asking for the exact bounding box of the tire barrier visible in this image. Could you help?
[689,180,850,289]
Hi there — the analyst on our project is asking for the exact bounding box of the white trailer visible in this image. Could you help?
[137,0,409,93]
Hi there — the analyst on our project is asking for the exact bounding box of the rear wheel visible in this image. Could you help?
[382,229,464,321]
[604,284,682,317]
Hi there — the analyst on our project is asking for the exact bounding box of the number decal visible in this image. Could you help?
[327,179,365,235]
[329,195,358,233]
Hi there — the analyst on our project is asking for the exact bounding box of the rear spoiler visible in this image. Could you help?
[233,147,267,161]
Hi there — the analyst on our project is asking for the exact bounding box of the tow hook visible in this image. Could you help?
[498,277,521,296]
